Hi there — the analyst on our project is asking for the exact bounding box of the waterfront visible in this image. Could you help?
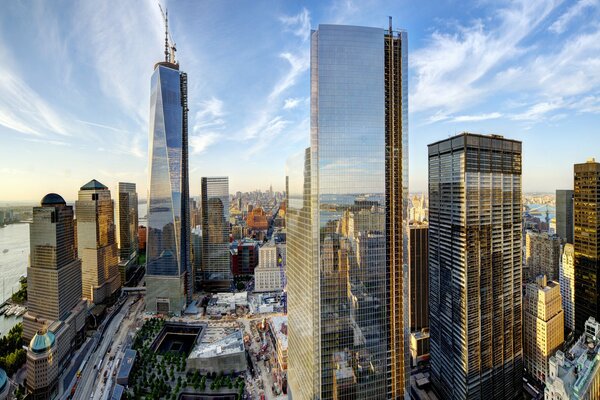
[0,222,28,336]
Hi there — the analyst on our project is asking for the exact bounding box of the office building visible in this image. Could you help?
[254,244,285,292]
[428,133,523,399]
[523,275,564,383]
[232,239,259,276]
[76,179,121,304]
[560,243,575,332]
[574,159,600,334]
[23,194,87,399]
[545,317,600,399]
[287,22,408,399]
[409,222,428,331]
[201,177,231,291]
[524,231,561,282]
[556,189,574,244]
[146,23,191,314]
[115,182,138,286]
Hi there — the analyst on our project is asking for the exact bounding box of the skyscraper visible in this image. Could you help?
[409,222,428,331]
[115,182,138,286]
[428,133,523,399]
[200,177,231,291]
[524,231,561,282]
[560,243,575,332]
[76,179,121,304]
[287,22,408,399]
[523,275,564,383]
[574,158,600,334]
[556,189,574,244]
[146,17,191,314]
[23,194,87,399]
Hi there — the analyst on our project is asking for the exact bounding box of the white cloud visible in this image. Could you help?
[411,0,560,113]
[549,0,598,34]
[269,51,310,101]
[279,8,311,42]
[283,97,304,110]
[451,112,503,122]
[245,116,290,157]
[511,100,565,121]
[190,132,221,154]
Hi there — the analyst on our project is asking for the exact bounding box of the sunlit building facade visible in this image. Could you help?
[428,133,523,399]
[560,243,575,332]
[523,275,564,383]
[524,231,561,282]
[574,159,600,334]
[146,58,191,315]
[76,179,121,304]
[201,177,231,291]
[287,23,409,399]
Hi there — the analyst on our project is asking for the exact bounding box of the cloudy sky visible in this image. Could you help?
[1,0,599,202]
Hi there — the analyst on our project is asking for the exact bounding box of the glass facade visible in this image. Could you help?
[287,24,408,400]
[200,176,231,290]
[116,182,139,261]
[556,189,574,244]
[428,133,523,399]
[574,160,600,334]
[146,62,190,314]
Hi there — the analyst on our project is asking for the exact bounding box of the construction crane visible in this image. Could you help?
[158,3,177,64]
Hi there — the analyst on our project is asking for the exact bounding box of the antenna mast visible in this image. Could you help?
[158,3,177,64]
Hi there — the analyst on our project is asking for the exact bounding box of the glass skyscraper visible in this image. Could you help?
[287,23,408,399]
[574,159,600,334]
[200,176,231,291]
[428,133,523,399]
[146,54,191,315]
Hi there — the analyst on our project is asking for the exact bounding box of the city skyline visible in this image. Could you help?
[2,0,600,201]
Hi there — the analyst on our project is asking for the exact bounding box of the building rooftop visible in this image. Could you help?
[116,349,137,381]
[29,330,56,354]
[111,384,125,400]
[80,179,108,191]
[269,315,288,350]
[41,193,66,206]
[189,329,244,359]
[0,368,7,393]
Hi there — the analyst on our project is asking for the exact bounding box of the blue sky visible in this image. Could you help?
[1,0,599,202]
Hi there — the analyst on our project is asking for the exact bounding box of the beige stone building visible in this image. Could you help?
[525,231,562,282]
[254,244,285,292]
[23,193,87,399]
[76,179,121,304]
[523,275,564,383]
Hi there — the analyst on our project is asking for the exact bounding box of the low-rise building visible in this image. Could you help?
[188,329,246,374]
[206,292,249,316]
[545,317,600,399]
[116,349,137,387]
[268,316,288,372]
[410,329,430,368]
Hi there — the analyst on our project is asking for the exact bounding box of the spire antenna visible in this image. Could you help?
[158,3,176,64]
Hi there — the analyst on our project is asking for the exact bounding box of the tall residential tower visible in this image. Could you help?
[146,14,191,314]
[287,22,408,399]
[115,182,138,285]
[428,133,523,399]
[556,189,574,244]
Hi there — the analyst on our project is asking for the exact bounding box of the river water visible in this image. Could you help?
[0,223,28,336]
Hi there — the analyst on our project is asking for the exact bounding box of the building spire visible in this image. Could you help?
[158,3,177,64]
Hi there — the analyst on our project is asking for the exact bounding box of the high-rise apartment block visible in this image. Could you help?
[523,275,564,383]
[524,231,561,282]
[409,222,428,331]
[24,194,87,399]
[115,182,138,286]
[574,159,600,334]
[428,133,523,399]
[545,317,600,399]
[201,177,231,291]
[76,179,121,304]
[560,243,575,332]
[287,22,408,399]
[146,38,191,315]
[556,189,574,244]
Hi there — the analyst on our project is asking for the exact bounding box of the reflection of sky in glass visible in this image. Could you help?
[147,65,185,277]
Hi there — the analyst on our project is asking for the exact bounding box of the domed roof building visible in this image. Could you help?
[29,330,56,354]
[0,367,9,400]
[40,193,66,206]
